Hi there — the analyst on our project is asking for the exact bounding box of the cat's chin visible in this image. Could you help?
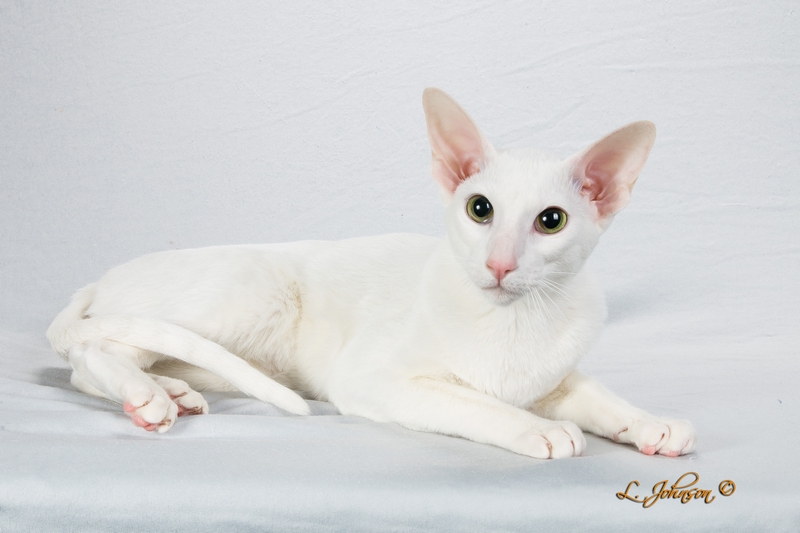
[480,285,524,306]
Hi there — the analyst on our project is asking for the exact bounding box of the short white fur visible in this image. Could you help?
[47,88,696,459]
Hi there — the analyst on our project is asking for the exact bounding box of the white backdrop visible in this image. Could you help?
[1,1,799,531]
[2,0,797,331]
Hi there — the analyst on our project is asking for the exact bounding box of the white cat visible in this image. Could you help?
[47,88,696,459]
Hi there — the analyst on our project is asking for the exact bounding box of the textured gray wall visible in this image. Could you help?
[1,1,798,335]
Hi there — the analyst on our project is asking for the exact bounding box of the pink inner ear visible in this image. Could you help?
[448,141,482,181]
[429,124,486,194]
[423,88,493,195]
[460,153,482,179]
[572,121,656,223]
[579,163,632,221]
[582,153,627,218]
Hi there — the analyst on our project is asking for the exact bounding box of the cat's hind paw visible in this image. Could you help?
[623,418,696,457]
[122,375,209,432]
[512,421,586,459]
[122,383,178,433]
[148,374,209,417]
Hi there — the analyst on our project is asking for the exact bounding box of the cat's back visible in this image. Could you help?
[86,234,439,320]
[304,233,439,283]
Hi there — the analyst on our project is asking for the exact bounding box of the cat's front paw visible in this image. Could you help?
[122,382,179,433]
[511,421,586,459]
[621,418,696,457]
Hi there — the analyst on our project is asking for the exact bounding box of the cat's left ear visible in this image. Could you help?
[567,121,656,230]
[423,88,497,199]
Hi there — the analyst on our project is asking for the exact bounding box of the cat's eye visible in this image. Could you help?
[535,207,567,234]
[467,195,493,223]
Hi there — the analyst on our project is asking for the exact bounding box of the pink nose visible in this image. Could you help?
[486,258,517,282]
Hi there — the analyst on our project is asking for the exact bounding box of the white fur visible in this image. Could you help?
[47,88,695,457]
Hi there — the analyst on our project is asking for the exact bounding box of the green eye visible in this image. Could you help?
[535,207,567,234]
[467,195,493,223]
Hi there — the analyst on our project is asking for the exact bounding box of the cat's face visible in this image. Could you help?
[444,150,601,305]
[422,88,656,306]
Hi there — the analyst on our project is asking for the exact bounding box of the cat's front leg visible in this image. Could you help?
[337,376,585,459]
[530,371,696,457]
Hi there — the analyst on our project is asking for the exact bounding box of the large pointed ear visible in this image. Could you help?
[422,88,496,197]
[568,121,656,230]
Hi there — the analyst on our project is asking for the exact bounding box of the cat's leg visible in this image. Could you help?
[147,373,209,417]
[70,368,112,400]
[69,350,208,418]
[68,339,179,432]
[530,371,696,457]
[336,376,585,459]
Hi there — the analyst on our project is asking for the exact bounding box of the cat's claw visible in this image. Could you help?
[625,418,696,457]
[512,421,585,459]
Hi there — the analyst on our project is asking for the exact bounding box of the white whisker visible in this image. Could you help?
[540,278,577,305]
[538,284,568,322]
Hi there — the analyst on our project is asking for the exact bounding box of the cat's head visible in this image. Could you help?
[423,88,656,306]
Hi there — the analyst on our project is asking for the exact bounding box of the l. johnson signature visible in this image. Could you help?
[616,472,736,508]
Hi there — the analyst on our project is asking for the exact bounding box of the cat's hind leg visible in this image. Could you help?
[68,340,179,432]
[70,368,111,400]
[531,371,696,457]
[70,354,208,421]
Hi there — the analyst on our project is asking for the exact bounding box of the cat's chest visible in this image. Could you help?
[439,306,598,408]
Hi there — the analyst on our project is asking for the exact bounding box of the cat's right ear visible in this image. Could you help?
[423,88,496,199]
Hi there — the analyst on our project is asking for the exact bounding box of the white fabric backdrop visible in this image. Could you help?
[1,1,798,531]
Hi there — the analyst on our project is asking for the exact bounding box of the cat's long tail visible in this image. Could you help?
[46,284,310,416]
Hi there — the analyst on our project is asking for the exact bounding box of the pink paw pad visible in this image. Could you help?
[663,450,679,457]
[132,415,157,431]
[641,445,656,455]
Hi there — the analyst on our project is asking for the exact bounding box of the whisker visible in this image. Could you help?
[522,287,540,323]
[540,279,578,304]
[532,287,555,325]
[538,285,568,322]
